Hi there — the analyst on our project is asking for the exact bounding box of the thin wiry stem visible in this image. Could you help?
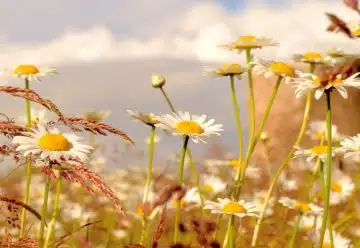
[288,213,302,248]
[317,90,334,248]
[20,78,32,238]
[251,92,312,247]
[173,135,189,243]
[140,125,156,246]
[38,176,50,247]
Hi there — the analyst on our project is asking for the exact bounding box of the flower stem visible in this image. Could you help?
[251,92,312,247]
[158,86,204,208]
[44,175,63,248]
[229,75,244,179]
[140,125,156,245]
[227,215,235,248]
[237,76,282,185]
[38,176,51,247]
[173,135,189,244]
[160,87,176,113]
[288,213,302,248]
[317,89,333,248]
[20,78,32,238]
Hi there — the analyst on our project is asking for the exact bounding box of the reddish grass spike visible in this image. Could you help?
[0,86,65,119]
[0,121,27,138]
[0,196,42,222]
[344,0,359,11]
[58,116,134,145]
[152,207,167,248]
[325,12,353,38]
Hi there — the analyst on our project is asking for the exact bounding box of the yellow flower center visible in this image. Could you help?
[294,201,310,212]
[219,63,244,75]
[353,28,360,37]
[238,35,256,43]
[38,133,72,151]
[175,121,203,135]
[303,52,322,61]
[136,204,144,216]
[330,76,343,86]
[229,159,241,167]
[310,145,328,155]
[172,199,187,208]
[331,182,343,192]
[203,184,214,193]
[269,62,295,77]
[13,65,39,75]
[322,243,331,248]
[31,117,40,126]
[221,202,246,214]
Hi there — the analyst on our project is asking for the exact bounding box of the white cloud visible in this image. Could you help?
[0,0,359,67]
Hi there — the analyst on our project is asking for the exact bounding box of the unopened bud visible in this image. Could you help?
[151,74,166,88]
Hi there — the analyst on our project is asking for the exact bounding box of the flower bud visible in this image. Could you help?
[151,74,166,88]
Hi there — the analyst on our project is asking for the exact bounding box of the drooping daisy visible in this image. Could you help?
[324,48,356,65]
[293,52,326,64]
[17,108,49,127]
[252,59,298,83]
[12,125,93,163]
[292,71,360,99]
[3,64,57,82]
[279,197,323,215]
[155,111,223,143]
[218,35,278,51]
[84,109,111,123]
[201,175,227,195]
[205,198,260,218]
[126,109,159,126]
[203,63,248,79]
[307,120,344,143]
[293,145,335,163]
[337,134,360,159]
[315,230,353,248]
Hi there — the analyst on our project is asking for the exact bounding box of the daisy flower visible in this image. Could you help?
[329,171,354,205]
[293,145,335,163]
[337,134,360,159]
[203,63,247,79]
[307,120,344,142]
[84,109,111,123]
[155,111,223,143]
[252,59,298,83]
[168,187,202,209]
[348,20,360,38]
[293,215,319,231]
[218,35,278,51]
[315,230,353,248]
[201,175,227,194]
[17,108,49,127]
[293,52,326,64]
[279,197,323,215]
[13,125,93,163]
[127,109,159,126]
[279,173,298,191]
[3,64,56,82]
[252,190,275,217]
[205,198,260,218]
[151,73,166,88]
[292,71,360,99]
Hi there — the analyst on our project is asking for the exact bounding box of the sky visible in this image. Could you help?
[1,0,360,166]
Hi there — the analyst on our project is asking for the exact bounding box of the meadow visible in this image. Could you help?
[2,1,360,248]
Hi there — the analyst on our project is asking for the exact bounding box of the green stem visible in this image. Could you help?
[227,215,235,248]
[222,216,232,248]
[229,75,245,181]
[158,86,204,208]
[160,87,176,113]
[43,175,63,248]
[245,48,256,158]
[318,90,333,248]
[20,78,32,238]
[213,214,223,240]
[288,213,302,248]
[140,125,156,245]
[237,76,282,184]
[251,92,312,247]
[173,135,189,244]
[38,176,51,246]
